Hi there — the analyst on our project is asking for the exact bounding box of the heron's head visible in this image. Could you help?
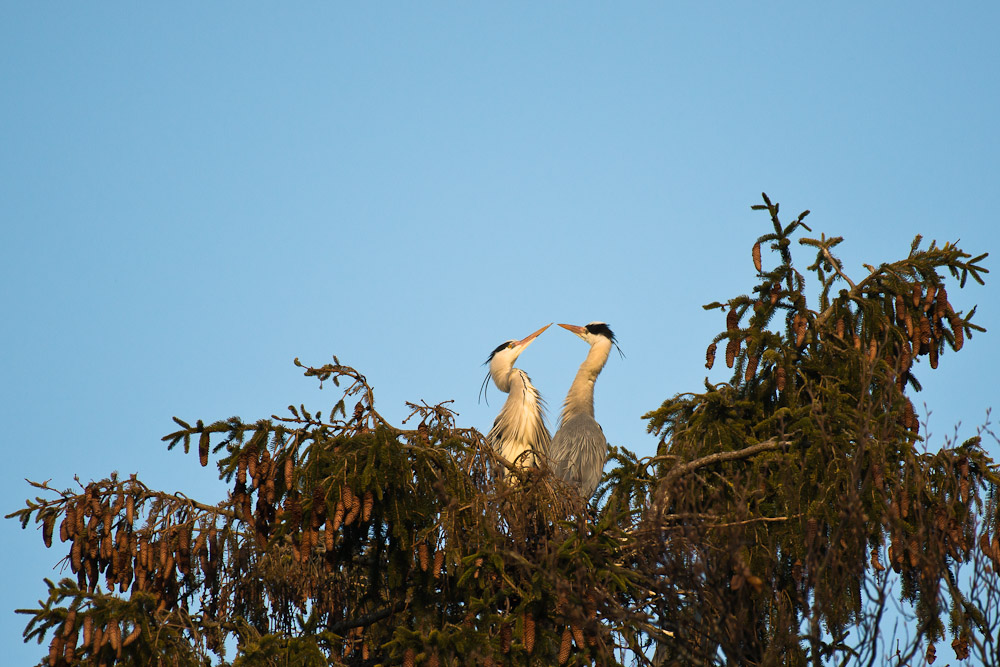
[480,323,551,400]
[558,322,624,357]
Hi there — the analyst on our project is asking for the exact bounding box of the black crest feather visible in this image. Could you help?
[584,322,624,359]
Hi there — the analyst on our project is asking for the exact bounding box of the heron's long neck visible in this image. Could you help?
[561,338,612,421]
[493,365,516,393]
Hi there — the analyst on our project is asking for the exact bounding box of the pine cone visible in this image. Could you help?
[265,470,276,504]
[242,493,253,524]
[71,538,82,572]
[62,608,77,637]
[101,531,112,560]
[312,487,326,527]
[952,636,969,660]
[82,614,93,649]
[93,624,104,654]
[199,432,210,467]
[433,550,445,579]
[888,543,902,573]
[935,286,949,319]
[523,612,536,653]
[344,488,361,526]
[727,307,739,331]
[923,284,936,312]
[286,497,302,530]
[705,343,717,370]
[332,498,345,531]
[109,621,122,653]
[43,515,54,548]
[725,340,737,368]
[776,365,787,392]
[418,542,430,572]
[123,624,141,647]
[752,241,762,272]
[257,449,271,490]
[950,314,964,351]
[871,548,885,572]
[48,635,63,667]
[362,491,374,522]
[920,316,931,343]
[558,627,572,664]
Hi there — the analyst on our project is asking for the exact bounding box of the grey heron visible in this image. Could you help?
[482,323,553,478]
[550,322,619,500]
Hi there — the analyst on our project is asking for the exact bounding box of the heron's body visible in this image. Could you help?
[487,366,550,471]
[483,324,552,477]
[551,322,617,500]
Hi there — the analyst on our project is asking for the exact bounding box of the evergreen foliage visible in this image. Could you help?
[8,195,999,666]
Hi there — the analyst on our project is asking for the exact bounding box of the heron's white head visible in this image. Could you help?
[480,323,551,397]
[558,322,624,357]
[558,321,613,344]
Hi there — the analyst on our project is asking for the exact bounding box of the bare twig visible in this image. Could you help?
[661,437,791,489]
[819,245,857,290]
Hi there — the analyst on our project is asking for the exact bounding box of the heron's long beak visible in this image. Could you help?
[515,323,552,350]
[558,323,586,335]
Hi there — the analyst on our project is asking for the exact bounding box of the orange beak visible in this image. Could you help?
[516,323,552,347]
[557,323,586,335]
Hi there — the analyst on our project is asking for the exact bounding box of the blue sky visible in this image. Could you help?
[2,4,998,665]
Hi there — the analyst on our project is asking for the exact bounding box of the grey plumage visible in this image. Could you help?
[551,412,606,500]
[550,322,619,500]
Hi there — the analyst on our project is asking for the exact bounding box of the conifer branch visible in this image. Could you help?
[661,437,791,488]
[326,601,407,634]
[818,244,857,290]
[142,490,237,521]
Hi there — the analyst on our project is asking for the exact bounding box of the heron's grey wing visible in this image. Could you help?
[551,415,608,499]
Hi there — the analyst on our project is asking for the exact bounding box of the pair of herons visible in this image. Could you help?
[483,322,619,500]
